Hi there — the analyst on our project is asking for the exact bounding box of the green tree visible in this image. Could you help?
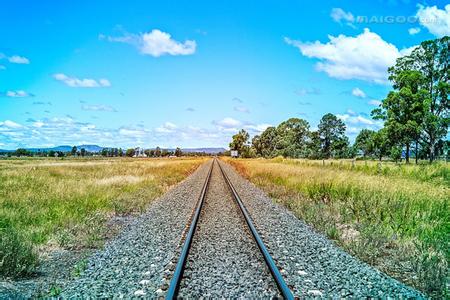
[372,128,391,161]
[118,148,123,157]
[125,148,134,157]
[174,147,182,157]
[389,37,449,162]
[354,129,376,157]
[274,118,310,158]
[155,147,161,157]
[15,148,30,157]
[318,113,347,158]
[306,131,322,159]
[71,146,77,156]
[101,148,108,157]
[80,148,86,157]
[258,126,277,157]
[372,70,427,163]
[251,135,262,157]
[229,129,250,156]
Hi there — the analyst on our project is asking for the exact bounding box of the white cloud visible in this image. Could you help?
[408,27,421,35]
[285,28,414,84]
[54,73,111,88]
[244,123,272,134]
[212,117,241,129]
[105,29,196,57]
[33,121,45,128]
[416,4,450,37]
[155,122,177,133]
[8,55,30,64]
[351,87,366,98]
[81,104,117,112]
[234,106,250,113]
[368,99,382,106]
[0,120,22,128]
[6,90,31,98]
[330,8,355,27]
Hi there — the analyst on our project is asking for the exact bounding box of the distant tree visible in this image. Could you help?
[155,147,161,157]
[15,148,30,157]
[113,148,119,157]
[48,150,56,157]
[252,135,262,157]
[354,129,376,157]
[161,149,169,157]
[80,148,86,157]
[149,149,155,157]
[318,113,347,158]
[71,146,77,156]
[118,148,123,157]
[101,148,108,157]
[125,148,134,157]
[175,147,182,157]
[230,129,250,156]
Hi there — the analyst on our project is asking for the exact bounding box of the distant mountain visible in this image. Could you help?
[0,145,227,154]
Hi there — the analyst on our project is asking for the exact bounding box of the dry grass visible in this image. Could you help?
[0,157,205,278]
[225,157,449,298]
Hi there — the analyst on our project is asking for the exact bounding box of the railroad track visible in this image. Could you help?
[166,158,294,299]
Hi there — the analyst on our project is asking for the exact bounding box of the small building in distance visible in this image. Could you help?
[231,150,238,158]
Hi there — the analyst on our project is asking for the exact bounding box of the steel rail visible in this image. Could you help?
[217,159,294,300]
[166,158,214,300]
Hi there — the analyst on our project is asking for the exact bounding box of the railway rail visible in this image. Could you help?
[166,158,294,299]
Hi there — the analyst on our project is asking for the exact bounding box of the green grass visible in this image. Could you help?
[226,157,449,298]
[0,157,205,278]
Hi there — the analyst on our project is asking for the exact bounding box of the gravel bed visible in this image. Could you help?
[61,160,213,298]
[218,159,424,299]
[178,160,279,298]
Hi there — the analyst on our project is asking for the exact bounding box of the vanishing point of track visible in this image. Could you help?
[166,158,294,299]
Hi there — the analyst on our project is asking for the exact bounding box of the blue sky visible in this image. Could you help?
[1,0,449,149]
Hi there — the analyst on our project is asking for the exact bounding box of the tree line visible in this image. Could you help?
[229,37,448,163]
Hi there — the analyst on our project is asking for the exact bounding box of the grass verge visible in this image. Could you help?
[0,157,205,279]
[225,157,449,298]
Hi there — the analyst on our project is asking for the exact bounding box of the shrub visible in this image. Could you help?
[0,227,38,278]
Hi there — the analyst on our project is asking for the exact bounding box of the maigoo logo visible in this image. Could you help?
[355,15,440,24]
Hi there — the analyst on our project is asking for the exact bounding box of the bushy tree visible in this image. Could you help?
[274,118,310,158]
[318,113,347,158]
[175,147,182,157]
[71,146,77,156]
[125,148,134,157]
[230,129,250,157]
[354,129,376,157]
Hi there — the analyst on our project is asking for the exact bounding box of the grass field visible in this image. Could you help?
[0,157,205,278]
[225,157,449,298]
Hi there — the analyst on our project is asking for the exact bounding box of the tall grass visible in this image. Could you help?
[0,157,204,278]
[226,158,449,298]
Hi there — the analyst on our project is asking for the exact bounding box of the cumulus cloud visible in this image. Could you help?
[8,55,30,64]
[81,104,117,112]
[337,111,382,135]
[408,27,421,35]
[416,4,450,37]
[5,90,32,98]
[103,29,196,57]
[212,117,241,129]
[53,73,111,88]
[155,122,177,133]
[285,29,415,84]
[0,120,22,128]
[352,87,366,98]
[330,8,355,27]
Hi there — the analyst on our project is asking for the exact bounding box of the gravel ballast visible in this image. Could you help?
[218,159,424,298]
[61,160,213,298]
[178,160,279,298]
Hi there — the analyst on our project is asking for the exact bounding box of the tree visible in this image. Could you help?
[354,129,376,157]
[15,148,30,157]
[252,135,262,157]
[118,148,123,157]
[306,131,322,159]
[101,148,108,157]
[155,147,161,157]
[258,126,277,157]
[80,148,86,157]
[229,129,250,156]
[274,118,310,158]
[318,113,347,158]
[389,37,449,162]
[372,70,427,163]
[372,128,391,161]
[71,146,77,156]
[125,148,134,157]
[175,147,182,157]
